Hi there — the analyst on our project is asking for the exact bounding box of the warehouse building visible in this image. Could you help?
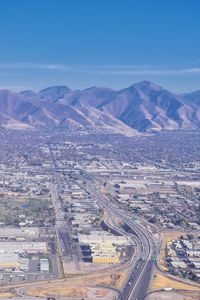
[0,227,39,240]
[40,258,49,272]
[78,231,128,264]
[0,241,47,254]
[0,253,19,271]
[19,257,29,271]
[78,231,130,245]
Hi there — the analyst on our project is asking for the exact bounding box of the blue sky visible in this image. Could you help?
[0,0,200,92]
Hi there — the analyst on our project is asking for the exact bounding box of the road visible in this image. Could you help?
[48,144,74,277]
[58,229,73,260]
[82,171,156,300]
[50,183,65,228]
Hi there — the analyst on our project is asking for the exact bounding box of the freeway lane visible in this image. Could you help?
[128,260,154,300]
[83,171,156,300]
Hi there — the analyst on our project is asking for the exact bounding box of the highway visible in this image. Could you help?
[82,171,156,300]
[48,146,156,299]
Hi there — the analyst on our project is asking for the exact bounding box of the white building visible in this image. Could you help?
[0,242,47,254]
[0,227,39,240]
[40,258,49,272]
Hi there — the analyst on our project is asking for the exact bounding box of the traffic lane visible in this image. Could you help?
[58,229,72,259]
[120,259,145,299]
[129,260,154,300]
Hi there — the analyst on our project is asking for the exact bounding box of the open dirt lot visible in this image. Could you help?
[151,272,200,291]
[146,291,200,300]
[24,285,118,300]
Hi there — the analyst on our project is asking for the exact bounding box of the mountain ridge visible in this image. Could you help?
[0,81,200,134]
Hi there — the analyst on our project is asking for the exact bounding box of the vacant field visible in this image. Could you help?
[25,285,117,300]
[151,272,200,291]
[26,285,88,297]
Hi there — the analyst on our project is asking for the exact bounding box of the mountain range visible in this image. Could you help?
[0,80,200,135]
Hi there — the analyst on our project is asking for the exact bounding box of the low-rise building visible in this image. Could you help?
[0,227,39,240]
[79,231,129,264]
[0,253,19,271]
[0,242,47,254]
[40,258,49,272]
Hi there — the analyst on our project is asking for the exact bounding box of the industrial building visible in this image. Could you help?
[40,258,49,272]
[19,257,29,271]
[0,227,39,240]
[0,253,19,271]
[0,241,47,254]
[78,231,130,245]
[78,231,129,264]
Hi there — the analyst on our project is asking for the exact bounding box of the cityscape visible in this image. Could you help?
[0,0,200,299]
[0,129,198,299]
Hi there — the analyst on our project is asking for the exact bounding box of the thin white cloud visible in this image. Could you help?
[179,68,200,74]
[0,63,70,71]
[76,66,200,75]
[0,62,200,76]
